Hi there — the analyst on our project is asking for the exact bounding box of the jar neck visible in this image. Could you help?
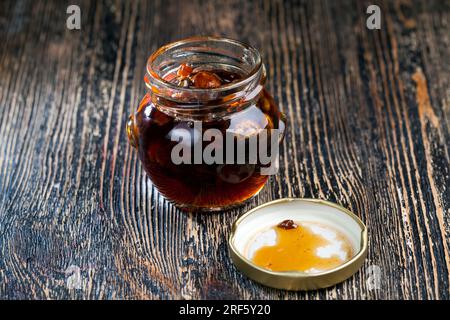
[145,37,264,121]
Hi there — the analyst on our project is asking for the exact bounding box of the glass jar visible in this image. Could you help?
[127,37,286,212]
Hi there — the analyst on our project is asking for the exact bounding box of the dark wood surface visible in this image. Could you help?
[1,0,449,300]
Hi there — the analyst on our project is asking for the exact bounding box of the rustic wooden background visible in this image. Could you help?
[0,0,449,300]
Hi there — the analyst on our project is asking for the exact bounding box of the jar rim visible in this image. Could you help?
[146,36,263,95]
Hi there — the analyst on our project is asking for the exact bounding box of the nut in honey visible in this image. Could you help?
[248,220,355,273]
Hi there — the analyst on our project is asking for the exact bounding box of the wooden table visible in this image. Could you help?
[1,0,449,300]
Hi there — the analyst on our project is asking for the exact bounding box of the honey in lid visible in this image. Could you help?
[228,198,368,291]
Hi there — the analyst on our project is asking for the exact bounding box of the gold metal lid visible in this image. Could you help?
[228,198,368,291]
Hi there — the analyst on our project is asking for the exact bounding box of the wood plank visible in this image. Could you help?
[0,0,449,299]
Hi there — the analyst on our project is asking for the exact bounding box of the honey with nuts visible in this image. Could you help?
[251,220,354,273]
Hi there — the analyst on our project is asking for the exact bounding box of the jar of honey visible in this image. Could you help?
[127,37,286,211]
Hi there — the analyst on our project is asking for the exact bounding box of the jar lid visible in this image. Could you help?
[228,198,368,291]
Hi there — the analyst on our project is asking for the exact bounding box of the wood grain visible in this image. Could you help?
[0,0,449,299]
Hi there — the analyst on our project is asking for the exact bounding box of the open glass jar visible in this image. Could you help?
[127,37,286,211]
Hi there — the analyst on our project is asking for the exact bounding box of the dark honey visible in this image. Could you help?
[131,82,283,211]
[128,38,286,211]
